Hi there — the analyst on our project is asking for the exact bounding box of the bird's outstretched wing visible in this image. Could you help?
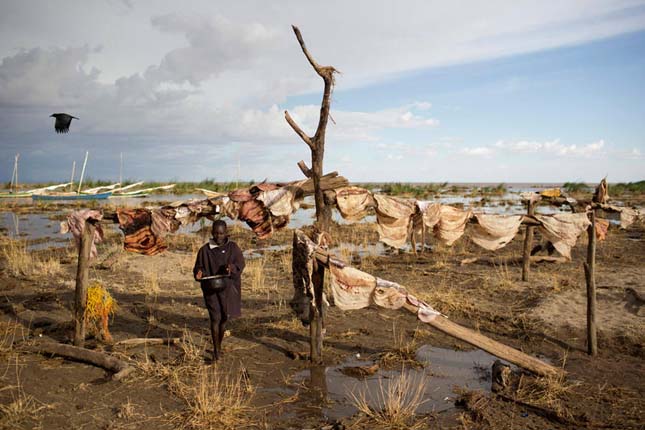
[52,113,78,134]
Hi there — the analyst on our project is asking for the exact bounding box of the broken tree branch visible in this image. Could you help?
[297,160,313,178]
[291,25,336,79]
[284,111,312,148]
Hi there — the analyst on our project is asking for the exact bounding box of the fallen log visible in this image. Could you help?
[460,255,568,266]
[113,337,182,347]
[25,342,133,381]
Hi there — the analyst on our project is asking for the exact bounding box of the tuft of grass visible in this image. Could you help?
[0,238,64,278]
[563,182,591,193]
[0,320,24,356]
[115,398,140,421]
[515,369,580,421]
[172,366,255,430]
[378,324,424,369]
[0,358,48,429]
[1,239,33,277]
[36,257,63,277]
[338,243,355,264]
[0,388,42,429]
[279,250,292,275]
[491,263,515,290]
[142,269,160,296]
[349,369,428,429]
[245,257,267,293]
[379,182,447,198]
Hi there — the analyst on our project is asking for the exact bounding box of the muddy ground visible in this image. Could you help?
[0,201,643,429]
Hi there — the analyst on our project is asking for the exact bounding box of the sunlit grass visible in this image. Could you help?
[349,369,428,429]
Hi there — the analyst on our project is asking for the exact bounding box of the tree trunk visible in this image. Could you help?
[311,148,331,230]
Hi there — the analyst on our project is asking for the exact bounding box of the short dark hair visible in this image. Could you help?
[212,220,227,230]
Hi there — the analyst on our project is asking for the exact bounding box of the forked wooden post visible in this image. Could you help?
[74,219,95,347]
[285,25,338,364]
[584,209,597,355]
[521,200,536,281]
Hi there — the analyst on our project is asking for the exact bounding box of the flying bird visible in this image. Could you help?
[50,113,79,133]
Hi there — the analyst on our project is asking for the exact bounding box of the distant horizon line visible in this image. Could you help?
[9,179,644,186]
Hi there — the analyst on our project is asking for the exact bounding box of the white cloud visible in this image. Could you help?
[0,46,106,107]
[460,147,493,156]
[278,103,438,143]
[495,139,606,157]
[146,14,278,86]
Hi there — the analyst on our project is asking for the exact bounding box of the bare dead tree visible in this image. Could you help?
[285,25,338,363]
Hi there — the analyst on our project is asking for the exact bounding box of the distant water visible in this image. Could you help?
[0,184,610,249]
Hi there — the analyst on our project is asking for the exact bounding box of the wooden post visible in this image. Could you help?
[310,259,325,362]
[584,210,597,356]
[74,219,95,347]
[521,200,535,281]
[285,25,338,364]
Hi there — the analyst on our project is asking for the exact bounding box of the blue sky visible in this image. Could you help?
[1,1,644,183]
[307,30,645,182]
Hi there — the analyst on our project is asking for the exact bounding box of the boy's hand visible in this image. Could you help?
[227,264,235,274]
[196,270,203,280]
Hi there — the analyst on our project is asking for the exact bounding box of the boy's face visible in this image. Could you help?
[212,224,228,246]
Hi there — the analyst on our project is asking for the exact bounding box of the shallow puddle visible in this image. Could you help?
[0,211,69,248]
[285,346,500,421]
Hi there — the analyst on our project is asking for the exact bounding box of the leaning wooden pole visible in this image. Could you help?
[304,239,562,377]
[521,199,536,281]
[74,219,95,347]
[285,25,338,364]
[584,209,598,356]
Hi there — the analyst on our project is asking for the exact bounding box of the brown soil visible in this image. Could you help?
[0,212,644,429]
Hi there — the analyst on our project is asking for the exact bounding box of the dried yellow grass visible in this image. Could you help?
[177,366,255,430]
[0,358,49,429]
[279,250,292,274]
[36,257,63,277]
[245,257,268,293]
[141,269,160,296]
[515,362,579,420]
[349,369,428,429]
[378,323,424,369]
[0,320,23,356]
[338,243,355,264]
[1,238,64,278]
[1,239,33,277]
